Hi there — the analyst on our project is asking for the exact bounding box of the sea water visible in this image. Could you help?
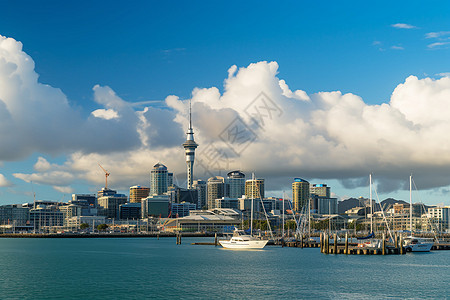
[0,237,448,299]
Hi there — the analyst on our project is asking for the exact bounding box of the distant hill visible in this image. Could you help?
[338,197,410,214]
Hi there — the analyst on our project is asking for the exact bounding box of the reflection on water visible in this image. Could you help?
[0,237,448,299]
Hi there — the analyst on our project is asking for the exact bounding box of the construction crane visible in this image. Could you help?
[98,163,110,189]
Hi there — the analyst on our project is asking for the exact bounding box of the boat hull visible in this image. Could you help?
[405,242,433,252]
[219,240,268,249]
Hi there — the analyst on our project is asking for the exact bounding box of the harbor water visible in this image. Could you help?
[0,237,449,299]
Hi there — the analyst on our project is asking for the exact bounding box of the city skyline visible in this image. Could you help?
[2,1,450,205]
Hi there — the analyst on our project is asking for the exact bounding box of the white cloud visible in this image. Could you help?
[0,35,142,160]
[425,31,450,39]
[91,109,119,120]
[428,42,450,49]
[0,174,13,187]
[6,35,450,196]
[391,46,404,50]
[391,23,416,29]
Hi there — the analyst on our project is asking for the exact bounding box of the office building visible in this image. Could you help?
[129,185,150,203]
[245,178,264,199]
[141,195,170,218]
[215,197,240,210]
[171,202,197,218]
[292,178,309,212]
[29,205,64,229]
[0,204,29,226]
[207,176,225,209]
[97,191,128,219]
[119,203,141,220]
[150,163,169,195]
[193,179,207,209]
[310,184,330,198]
[226,170,245,198]
[72,194,96,206]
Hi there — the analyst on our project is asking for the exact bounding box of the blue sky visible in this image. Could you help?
[1,0,450,205]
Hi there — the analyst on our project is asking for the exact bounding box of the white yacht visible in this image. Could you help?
[403,236,434,252]
[219,229,268,249]
[403,175,434,252]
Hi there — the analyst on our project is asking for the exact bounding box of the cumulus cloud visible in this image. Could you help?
[0,35,142,160]
[391,23,417,29]
[0,174,13,187]
[391,45,404,50]
[6,34,450,197]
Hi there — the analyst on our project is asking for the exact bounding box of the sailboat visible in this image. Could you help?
[357,174,382,248]
[402,175,433,252]
[219,173,268,249]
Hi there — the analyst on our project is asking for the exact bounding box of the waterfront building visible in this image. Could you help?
[129,185,150,203]
[59,204,82,225]
[310,184,330,198]
[245,178,264,199]
[192,179,207,209]
[171,202,197,218]
[215,197,240,210]
[141,195,170,218]
[426,206,450,232]
[162,209,240,232]
[182,100,198,189]
[97,191,128,219]
[207,176,225,209]
[72,194,96,207]
[119,203,141,220]
[226,170,246,198]
[29,205,64,230]
[65,215,106,231]
[0,204,29,226]
[292,178,309,212]
[150,163,169,195]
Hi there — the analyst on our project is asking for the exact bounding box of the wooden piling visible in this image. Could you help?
[320,232,323,253]
[345,232,349,254]
[333,233,337,254]
[399,236,403,254]
[327,233,330,254]
[214,233,218,247]
[382,233,386,255]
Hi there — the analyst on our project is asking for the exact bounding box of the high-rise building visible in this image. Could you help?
[182,100,198,189]
[141,195,170,218]
[150,163,168,195]
[72,194,96,207]
[310,184,330,198]
[226,170,245,198]
[245,178,264,199]
[193,179,207,209]
[129,185,150,203]
[207,176,225,209]
[168,173,174,188]
[292,178,309,212]
[97,190,128,219]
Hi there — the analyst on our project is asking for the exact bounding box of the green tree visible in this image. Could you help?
[80,223,89,230]
[97,224,108,231]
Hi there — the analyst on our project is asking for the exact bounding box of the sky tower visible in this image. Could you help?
[182,100,198,189]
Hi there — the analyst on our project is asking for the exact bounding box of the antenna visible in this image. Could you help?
[189,98,192,130]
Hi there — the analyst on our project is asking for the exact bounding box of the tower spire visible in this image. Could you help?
[183,99,198,189]
[189,98,192,130]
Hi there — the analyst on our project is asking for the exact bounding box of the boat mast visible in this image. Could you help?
[370,173,373,234]
[282,191,285,238]
[250,173,254,235]
[410,174,412,233]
